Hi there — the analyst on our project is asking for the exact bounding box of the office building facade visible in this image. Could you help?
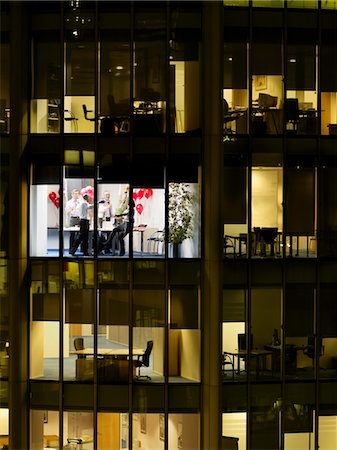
[0,1,337,449]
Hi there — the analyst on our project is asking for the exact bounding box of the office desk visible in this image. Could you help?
[264,344,305,371]
[252,107,282,134]
[225,349,272,376]
[71,348,144,358]
[71,348,144,381]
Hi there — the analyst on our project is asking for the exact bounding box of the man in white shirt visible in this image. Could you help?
[69,194,93,256]
[98,191,112,228]
[65,189,83,250]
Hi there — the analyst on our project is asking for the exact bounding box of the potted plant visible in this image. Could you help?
[168,183,194,257]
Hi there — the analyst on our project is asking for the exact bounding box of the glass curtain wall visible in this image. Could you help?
[99,3,131,136]
[133,4,166,135]
[251,14,283,136]
[169,4,201,134]
[64,1,96,133]
[30,4,61,134]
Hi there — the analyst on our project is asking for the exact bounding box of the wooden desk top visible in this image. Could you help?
[70,347,144,357]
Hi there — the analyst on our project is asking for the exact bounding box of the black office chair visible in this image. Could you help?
[260,227,278,257]
[223,99,244,135]
[303,336,323,368]
[74,337,84,350]
[74,337,85,358]
[222,436,239,450]
[285,98,300,135]
[222,353,234,380]
[135,340,153,380]
[82,104,96,121]
[237,333,254,374]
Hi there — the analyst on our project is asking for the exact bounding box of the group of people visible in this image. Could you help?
[65,187,134,257]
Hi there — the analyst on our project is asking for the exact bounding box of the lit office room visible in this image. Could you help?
[29,259,201,384]
[224,150,318,259]
[28,410,200,450]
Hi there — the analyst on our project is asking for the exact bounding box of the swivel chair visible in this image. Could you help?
[74,337,85,358]
[285,98,300,135]
[303,336,323,368]
[135,340,153,380]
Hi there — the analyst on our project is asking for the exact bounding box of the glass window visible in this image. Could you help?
[251,27,283,135]
[224,154,248,259]
[169,286,201,383]
[169,413,200,450]
[64,261,95,382]
[0,35,10,135]
[63,411,93,449]
[222,289,246,382]
[251,154,283,258]
[321,17,337,134]
[284,163,317,258]
[64,2,96,133]
[168,182,200,258]
[30,410,59,450]
[99,4,131,136]
[318,165,337,258]
[133,286,165,383]
[284,285,315,380]
[30,261,61,381]
[63,171,95,258]
[170,4,201,134]
[132,413,164,450]
[286,27,318,136]
[31,32,61,134]
[134,5,166,135]
[223,29,249,136]
[0,259,8,381]
[222,412,246,450]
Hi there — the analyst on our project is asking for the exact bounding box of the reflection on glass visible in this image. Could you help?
[30,184,60,257]
[170,6,201,133]
[30,261,61,380]
[63,411,93,449]
[0,38,10,134]
[321,92,337,135]
[0,260,8,380]
[134,8,166,135]
[64,261,94,381]
[30,410,59,449]
[169,286,201,383]
[31,33,61,134]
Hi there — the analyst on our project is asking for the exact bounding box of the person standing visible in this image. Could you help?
[69,194,93,256]
[98,190,112,228]
[65,189,83,250]
[104,187,134,256]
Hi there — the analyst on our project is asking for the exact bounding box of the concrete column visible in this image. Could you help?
[202,2,224,450]
[8,2,30,449]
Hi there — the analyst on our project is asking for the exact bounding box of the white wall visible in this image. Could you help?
[222,412,247,450]
[64,96,95,133]
[318,416,337,450]
[0,409,8,435]
[180,330,201,381]
[252,168,283,229]
[30,185,48,256]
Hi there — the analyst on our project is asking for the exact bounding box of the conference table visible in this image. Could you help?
[71,347,144,381]
[225,349,273,377]
[71,347,144,358]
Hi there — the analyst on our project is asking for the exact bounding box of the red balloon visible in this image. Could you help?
[54,198,60,209]
[49,192,56,201]
[137,188,144,200]
[145,188,153,199]
[136,203,143,215]
[133,192,138,201]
